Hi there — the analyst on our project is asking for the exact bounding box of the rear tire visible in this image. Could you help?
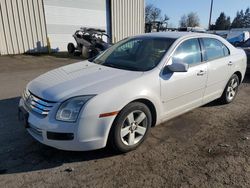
[219,74,240,104]
[109,102,152,153]
[67,43,75,54]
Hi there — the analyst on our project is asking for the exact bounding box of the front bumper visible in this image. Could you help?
[18,98,115,151]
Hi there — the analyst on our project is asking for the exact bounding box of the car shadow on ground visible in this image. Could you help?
[0,97,118,175]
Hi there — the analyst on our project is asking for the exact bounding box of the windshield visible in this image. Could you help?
[91,37,175,71]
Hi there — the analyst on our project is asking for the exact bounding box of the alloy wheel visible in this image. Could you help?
[120,110,148,146]
[226,77,238,101]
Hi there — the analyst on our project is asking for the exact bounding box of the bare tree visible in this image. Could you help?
[179,12,200,27]
[161,14,170,23]
[179,15,188,27]
[145,4,168,23]
[187,12,200,27]
[145,4,154,23]
[145,4,170,32]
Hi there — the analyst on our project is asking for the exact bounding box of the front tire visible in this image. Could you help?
[81,46,90,59]
[109,102,152,153]
[220,74,240,104]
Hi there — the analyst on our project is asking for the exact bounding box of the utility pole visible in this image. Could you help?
[208,0,214,30]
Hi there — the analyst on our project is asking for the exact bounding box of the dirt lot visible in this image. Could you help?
[0,55,250,188]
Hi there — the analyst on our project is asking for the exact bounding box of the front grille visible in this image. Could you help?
[22,89,55,115]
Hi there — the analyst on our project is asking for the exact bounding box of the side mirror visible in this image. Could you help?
[166,62,189,73]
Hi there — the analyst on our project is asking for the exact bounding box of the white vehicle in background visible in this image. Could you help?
[179,27,207,33]
[18,32,247,153]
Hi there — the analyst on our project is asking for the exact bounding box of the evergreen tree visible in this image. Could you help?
[244,8,250,28]
[231,10,244,28]
[214,12,231,30]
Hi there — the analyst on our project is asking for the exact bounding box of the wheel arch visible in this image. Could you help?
[128,98,157,127]
[234,71,242,83]
[110,97,158,130]
[106,98,158,150]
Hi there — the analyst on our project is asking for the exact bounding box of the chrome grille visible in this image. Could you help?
[22,89,55,115]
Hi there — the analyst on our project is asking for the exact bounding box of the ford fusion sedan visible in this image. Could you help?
[18,32,247,152]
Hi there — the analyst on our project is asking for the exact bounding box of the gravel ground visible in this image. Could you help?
[0,55,250,188]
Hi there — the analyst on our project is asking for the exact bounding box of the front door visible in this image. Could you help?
[160,38,207,120]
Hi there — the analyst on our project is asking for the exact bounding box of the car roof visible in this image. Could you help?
[134,31,216,39]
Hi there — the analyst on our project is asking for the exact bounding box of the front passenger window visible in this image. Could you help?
[173,39,202,65]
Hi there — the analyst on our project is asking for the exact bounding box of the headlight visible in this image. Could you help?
[56,95,94,122]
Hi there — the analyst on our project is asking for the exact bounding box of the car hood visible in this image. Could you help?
[27,61,143,102]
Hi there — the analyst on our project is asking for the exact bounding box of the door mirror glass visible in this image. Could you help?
[166,61,189,72]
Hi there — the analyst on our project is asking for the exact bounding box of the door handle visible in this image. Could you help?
[197,70,206,76]
[228,61,233,66]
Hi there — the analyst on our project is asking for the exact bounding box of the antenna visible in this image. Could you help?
[208,0,214,30]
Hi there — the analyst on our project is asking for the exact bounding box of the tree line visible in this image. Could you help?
[211,8,250,30]
[146,4,250,30]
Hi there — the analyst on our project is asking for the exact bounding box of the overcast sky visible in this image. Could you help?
[146,0,250,28]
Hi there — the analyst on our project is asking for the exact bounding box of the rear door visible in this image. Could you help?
[201,38,232,104]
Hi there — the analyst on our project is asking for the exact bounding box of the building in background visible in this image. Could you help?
[0,0,145,55]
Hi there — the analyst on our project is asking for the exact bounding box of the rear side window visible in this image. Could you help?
[173,39,202,65]
[203,38,230,61]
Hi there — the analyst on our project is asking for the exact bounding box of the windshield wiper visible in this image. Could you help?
[91,59,103,64]
[103,63,120,69]
[103,62,141,71]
